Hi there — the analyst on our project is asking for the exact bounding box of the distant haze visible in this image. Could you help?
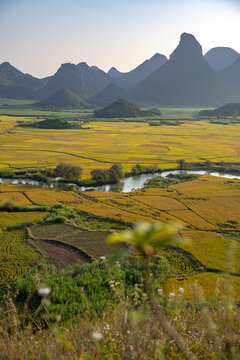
[1,0,240,77]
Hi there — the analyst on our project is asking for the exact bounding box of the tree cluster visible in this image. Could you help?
[54,163,83,181]
[131,164,159,175]
[91,163,124,184]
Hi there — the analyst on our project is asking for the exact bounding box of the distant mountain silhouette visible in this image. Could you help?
[0,62,44,90]
[35,88,90,109]
[38,62,113,100]
[37,63,85,99]
[108,67,124,79]
[0,62,44,98]
[76,62,113,97]
[205,47,239,72]
[117,53,167,89]
[88,83,128,106]
[219,57,240,102]
[131,33,226,106]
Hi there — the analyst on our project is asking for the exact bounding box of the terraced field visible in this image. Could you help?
[30,223,123,260]
[0,211,49,226]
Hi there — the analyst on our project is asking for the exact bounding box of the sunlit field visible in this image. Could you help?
[0,174,239,298]
[0,111,239,176]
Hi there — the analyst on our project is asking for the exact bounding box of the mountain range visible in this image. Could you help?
[1,33,240,106]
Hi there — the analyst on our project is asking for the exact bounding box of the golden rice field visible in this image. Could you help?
[163,273,240,299]
[0,211,49,226]
[0,230,40,286]
[0,116,240,175]
[0,192,31,205]
[0,113,239,297]
[181,231,240,273]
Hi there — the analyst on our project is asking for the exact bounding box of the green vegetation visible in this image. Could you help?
[0,167,54,182]
[94,98,161,118]
[144,173,200,188]
[91,163,124,184]
[11,256,169,322]
[20,117,83,129]
[199,102,240,117]
[94,99,142,118]
[54,163,83,181]
[131,163,159,175]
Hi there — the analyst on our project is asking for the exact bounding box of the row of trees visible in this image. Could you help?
[54,163,161,184]
[54,163,125,184]
[131,164,159,175]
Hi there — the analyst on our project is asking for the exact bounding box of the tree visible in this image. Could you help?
[205,160,212,170]
[91,169,109,183]
[54,163,83,181]
[176,159,186,170]
[131,164,142,175]
[232,109,238,119]
[110,163,124,180]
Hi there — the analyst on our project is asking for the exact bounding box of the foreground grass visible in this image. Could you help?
[0,281,239,359]
[0,222,240,359]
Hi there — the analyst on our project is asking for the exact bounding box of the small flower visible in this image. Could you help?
[178,287,184,293]
[92,331,103,341]
[100,256,106,261]
[38,287,51,296]
[169,292,175,298]
[157,288,163,295]
[104,324,110,331]
[126,330,131,334]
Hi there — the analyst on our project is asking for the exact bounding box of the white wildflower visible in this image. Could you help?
[38,287,51,296]
[100,256,106,261]
[104,324,110,331]
[92,331,103,341]
[178,287,184,293]
[169,292,175,298]
[157,288,163,295]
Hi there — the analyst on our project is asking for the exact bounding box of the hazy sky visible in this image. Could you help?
[1,0,240,77]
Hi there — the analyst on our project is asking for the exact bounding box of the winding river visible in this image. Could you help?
[0,170,240,193]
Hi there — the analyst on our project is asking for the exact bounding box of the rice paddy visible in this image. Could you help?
[0,111,239,298]
[0,114,240,175]
[0,230,40,286]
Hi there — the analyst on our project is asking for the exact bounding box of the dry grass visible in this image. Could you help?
[0,294,239,359]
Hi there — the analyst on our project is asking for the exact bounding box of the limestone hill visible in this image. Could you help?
[34,88,90,109]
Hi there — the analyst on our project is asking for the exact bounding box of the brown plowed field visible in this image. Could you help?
[29,238,88,270]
